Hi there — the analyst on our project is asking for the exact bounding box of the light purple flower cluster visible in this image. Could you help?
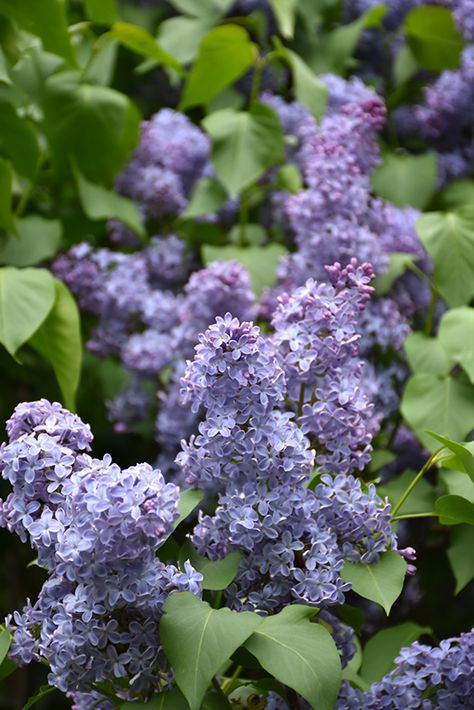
[0,400,202,701]
[116,109,210,222]
[337,628,474,709]
[179,285,398,612]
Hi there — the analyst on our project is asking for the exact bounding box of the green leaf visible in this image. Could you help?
[180,25,257,110]
[0,46,11,85]
[183,177,228,219]
[0,657,16,682]
[426,431,474,484]
[202,243,286,297]
[169,0,232,16]
[43,72,140,183]
[341,551,407,615]
[438,307,474,385]
[401,372,474,451]
[0,102,40,179]
[439,179,474,210]
[73,163,145,239]
[245,605,341,710]
[29,280,82,410]
[22,685,57,710]
[0,216,61,267]
[374,252,418,296]
[405,6,463,72]
[109,22,185,75]
[0,157,14,232]
[121,688,188,709]
[0,0,75,64]
[11,46,64,103]
[203,103,284,196]
[161,592,261,710]
[447,525,474,593]
[179,542,241,590]
[439,468,474,502]
[380,469,436,516]
[393,45,419,87]
[276,164,303,194]
[435,495,474,526]
[84,0,118,24]
[0,629,11,666]
[416,210,474,307]
[404,332,452,377]
[156,16,213,66]
[269,0,297,38]
[372,152,437,210]
[83,36,118,86]
[0,267,55,356]
[360,623,431,684]
[277,47,327,121]
[174,488,205,529]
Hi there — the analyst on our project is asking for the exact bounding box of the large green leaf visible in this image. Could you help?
[174,488,205,529]
[156,16,213,65]
[372,152,437,210]
[341,551,407,615]
[373,252,418,296]
[161,592,261,710]
[439,179,474,210]
[84,0,118,24]
[447,525,474,594]
[0,216,61,267]
[0,102,40,179]
[180,25,257,110]
[416,210,474,307]
[435,495,474,526]
[404,332,452,377]
[73,164,145,239]
[245,605,341,710]
[0,267,55,356]
[179,542,241,591]
[0,157,14,232]
[269,0,297,38]
[0,629,10,666]
[121,688,188,709]
[109,22,185,75]
[43,73,140,183]
[426,431,474,484]
[401,373,474,451]
[277,47,327,120]
[439,468,474,502]
[438,307,474,385]
[360,623,431,684]
[203,103,284,196]
[0,0,75,63]
[380,469,436,516]
[202,243,287,297]
[183,177,228,219]
[405,6,463,72]
[29,280,82,410]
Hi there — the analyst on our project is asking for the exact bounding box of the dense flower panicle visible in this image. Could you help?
[121,329,175,377]
[337,629,474,709]
[4,399,92,451]
[453,0,474,39]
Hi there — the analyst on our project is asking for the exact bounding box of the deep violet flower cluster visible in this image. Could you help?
[0,400,202,702]
[180,267,398,613]
[337,628,474,709]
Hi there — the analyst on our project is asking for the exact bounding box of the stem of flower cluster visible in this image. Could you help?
[391,448,443,517]
[392,511,437,521]
[222,664,243,695]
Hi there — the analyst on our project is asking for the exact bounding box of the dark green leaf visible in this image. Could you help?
[161,592,262,710]
[372,152,437,210]
[0,267,55,356]
[43,72,140,183]
[269,0,297,38]
[0,157,14,232]
[183,177,228,219]
[179,542,241,590]
[203,103,284,196]
[405,6,463,72]
[438,307,474,385]
[84,0,118,24]
[245,605,341,710]
[0,657,16,682]
[401,373,474,451]
[439,179,474,210]
[341,551,407,615]
[180,25,257,110]
[0,0,74,63]
[0,102,40,179]
[374,252,418,296]
[110,22,185,75]
[277,47,327,120]
[121,688,188,709]
[174,488,205,529]
[202,243,286,297]
[426,431,474,483]
[0,46,11,85]
[360,623,431,683]
[435,495,474,526]
[447,525,474,593]
[404,332,452,377]
[73,163,145,239]
[29,280,82,410]
[0,629,11,666]
[22,686,57,710]
[0,216,61,267]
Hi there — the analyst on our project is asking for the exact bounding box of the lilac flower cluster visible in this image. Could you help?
[338,628,474,709]
[0,400,202,702]
[179,275,398,612]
